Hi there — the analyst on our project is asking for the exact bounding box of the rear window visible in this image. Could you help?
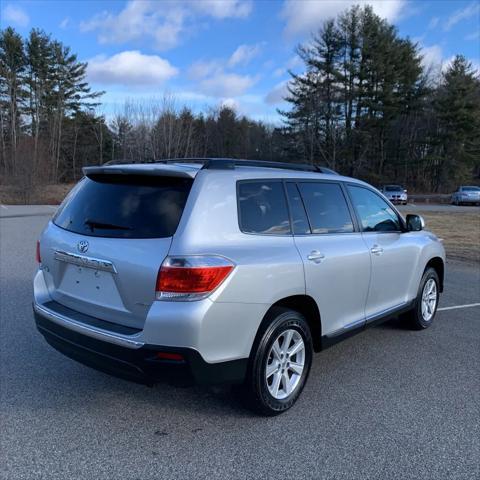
[53,174,193,238]
[238,181,291,235]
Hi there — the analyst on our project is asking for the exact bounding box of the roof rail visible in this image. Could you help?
[162,158,338,174]
[104,158,338,174]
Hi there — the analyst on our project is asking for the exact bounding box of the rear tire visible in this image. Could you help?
[243,307,313,416]
[401,267,440,330]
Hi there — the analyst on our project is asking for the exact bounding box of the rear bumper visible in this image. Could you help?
[34,305,248,386]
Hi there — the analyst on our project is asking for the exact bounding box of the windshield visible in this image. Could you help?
[53,174,193,238]
[384,185,403,192]
[461,186,480,191]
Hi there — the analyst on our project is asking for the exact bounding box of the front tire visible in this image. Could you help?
[244,307,313,416]
[402,267,440,330]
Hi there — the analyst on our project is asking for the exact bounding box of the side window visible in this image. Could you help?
[238,181,291,235]
[348,185,401,232]
[285,183,310,234]
[297,182,354,234]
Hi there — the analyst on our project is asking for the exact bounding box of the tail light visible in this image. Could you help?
[156,256,234,301]
[36,241,41,263]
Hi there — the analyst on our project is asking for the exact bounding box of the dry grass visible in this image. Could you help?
[0,183,75,205]
[405,210,480,263]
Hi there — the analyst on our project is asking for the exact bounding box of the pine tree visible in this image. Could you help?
[0,27,27,174]
[432,56,480,190]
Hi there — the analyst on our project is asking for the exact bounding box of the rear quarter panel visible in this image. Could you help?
[170,171,305,306]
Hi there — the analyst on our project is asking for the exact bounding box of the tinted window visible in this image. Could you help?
[348,185,401,232]
[238,181,291,235]
[54,174,192,238]
[298,182,354,234]
[286,183,310,234]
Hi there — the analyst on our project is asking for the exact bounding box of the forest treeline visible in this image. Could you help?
[1,5,479,194]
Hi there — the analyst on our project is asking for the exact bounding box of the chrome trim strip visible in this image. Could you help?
[54,250,117,274]
[328,301,410,337]
[329,318,366,337]
[365,302,409,323]
[33,302,144,349]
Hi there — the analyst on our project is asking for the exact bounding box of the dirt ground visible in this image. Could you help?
[403,210,479,263]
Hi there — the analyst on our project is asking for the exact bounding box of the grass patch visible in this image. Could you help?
[405,211,480,263]
[0,183,75,205]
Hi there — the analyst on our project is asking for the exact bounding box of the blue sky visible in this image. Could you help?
[1,0,479,122]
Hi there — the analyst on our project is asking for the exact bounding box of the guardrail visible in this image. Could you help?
[409,194,451,204]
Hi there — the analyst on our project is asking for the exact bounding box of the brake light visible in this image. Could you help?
[36,241,41,263]
[156,256,234,301]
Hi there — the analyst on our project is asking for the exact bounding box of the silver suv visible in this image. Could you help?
[33,159,445,415]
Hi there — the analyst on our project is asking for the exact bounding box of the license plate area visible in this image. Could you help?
[57,264,125,309]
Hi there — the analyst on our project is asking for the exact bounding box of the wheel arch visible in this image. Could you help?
[425,257,444,292]
[256,295,322,353]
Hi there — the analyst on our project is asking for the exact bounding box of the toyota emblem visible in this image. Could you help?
[77,240,89,253]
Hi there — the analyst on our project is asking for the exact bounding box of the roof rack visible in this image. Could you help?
[162,158,338,174]
[104,158,338,174]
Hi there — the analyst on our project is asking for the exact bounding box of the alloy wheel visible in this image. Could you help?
[265,329,305,400]
[421,278,437,322]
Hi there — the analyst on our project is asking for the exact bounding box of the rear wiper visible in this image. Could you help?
[84,219,132,232]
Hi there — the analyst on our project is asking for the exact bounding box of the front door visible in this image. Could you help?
[346,185,418,320]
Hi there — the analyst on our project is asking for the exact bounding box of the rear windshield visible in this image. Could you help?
[53,174,193,238]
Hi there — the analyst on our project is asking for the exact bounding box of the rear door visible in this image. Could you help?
[40,171,193,330]
[346,185,418,319]
[287,181,371,337]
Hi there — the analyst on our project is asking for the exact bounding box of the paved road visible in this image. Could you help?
[399,203,480,213]
[1,212,479,480]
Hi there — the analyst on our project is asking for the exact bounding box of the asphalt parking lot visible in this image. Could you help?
[398,203,480,213]
[1,207,479,480]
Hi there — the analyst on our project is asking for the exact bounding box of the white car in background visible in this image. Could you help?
[380,185,408,205]
[451,186,480,206]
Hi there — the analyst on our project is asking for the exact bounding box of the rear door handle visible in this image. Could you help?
[307,250,325,263]
[370,245,384,255]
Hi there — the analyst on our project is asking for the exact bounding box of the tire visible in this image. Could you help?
[402,267,440,330]
[243,307,313,416]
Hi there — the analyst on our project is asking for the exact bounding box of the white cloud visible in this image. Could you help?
[193,0,252,19]
[87,51,178,86]
[265,80,290,105]
[444,2,480,31]
[465,31,480,41]
[199,73,256,97]
[421,44,444,70]
[2,4,29,27]
[273,55,303,77]
[228,43,262,67]
[281,0,405,36]
[188,60,222,80]
[81,0,252,51]
[59,17,70,29]
[187,43,261,97]
[220,98,240,110]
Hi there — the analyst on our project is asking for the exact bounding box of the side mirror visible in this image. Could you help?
[404,189,407,193]
[406,214,424,231]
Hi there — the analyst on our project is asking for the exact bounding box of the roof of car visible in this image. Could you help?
[83,158,364,185]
